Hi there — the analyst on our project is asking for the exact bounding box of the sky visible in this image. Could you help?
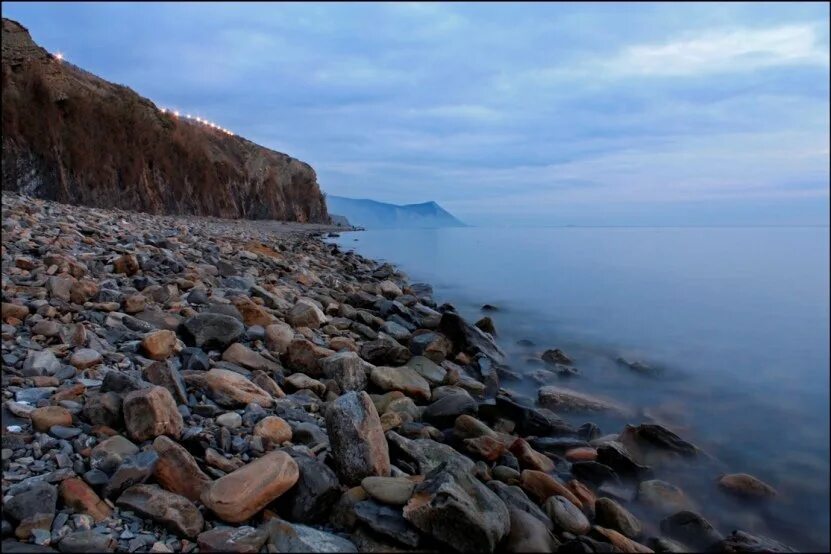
[4,2,829,226]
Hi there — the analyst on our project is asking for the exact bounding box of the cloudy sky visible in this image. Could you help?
[5,2,829,225]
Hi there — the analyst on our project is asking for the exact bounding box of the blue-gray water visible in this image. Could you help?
[330,226,830,551]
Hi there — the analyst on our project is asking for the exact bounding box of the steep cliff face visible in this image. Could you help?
[1,18,329,223]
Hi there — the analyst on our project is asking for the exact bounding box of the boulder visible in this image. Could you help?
[717,473,776,499]
[276,452,341,523]
[203,368,273,408]
[141,330,179,360]
[370,366,431,401]
[545,495,591,534]
[182,313,245,349]
[264,321,294,354]
[116,484,203,538]
[201,451,299,523]
[152,436,212,502]
[320,351,369,392]
[595,497,642,539]
[123,386,183,441]
[59,478,112,522]
[253,416,292,445]
[324,391,390,485]
[288,299,327,329]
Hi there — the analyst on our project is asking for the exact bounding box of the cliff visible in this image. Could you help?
[326,195,466,228]
[1,18,329,223]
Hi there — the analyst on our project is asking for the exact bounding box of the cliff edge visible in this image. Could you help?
[1,18,329,223]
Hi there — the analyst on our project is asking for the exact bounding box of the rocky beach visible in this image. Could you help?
[0,191,799,554]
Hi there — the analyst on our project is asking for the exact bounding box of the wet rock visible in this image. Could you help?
[58,478,112,522]
[571,461,621,487]
[596,441,652,481]
[713,530,797,553]
[595,497,642,539]
[659,510,723,551]
[203,368,273,408]
[354,499,420,547]
[370,366,430,401]
[264,519,357,553]
[619,424,698,462]
[510,439,556,472]
[717,473,777,499]
[201,450,299,523]
[325,391,390,485]
[590,526,653,553]
[438,311,506,364]
[520,470,583,508]
[405,355,446,385]
[545,495,591,535]
[196,526,268,553]
[277,452,340,523]
[408,331,452,363]
[116,484,203,538]
[487,481,552,530]
[403,463,510,552]
[361,476,416,506]
[181,313,244,349]
[637,480,693,516]
[320,351,369,392]
[151,435,211,502]
[464,435,507,461]
[542,348,572,365]
[503,507,560,552]
[30,406,72,433]
[538,386,627,413]
[123,386,183,441]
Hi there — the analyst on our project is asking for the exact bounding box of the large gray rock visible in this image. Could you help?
[659,510,723,551]
[276,452,341,523]
[264,520,357,553]
[116,484,203,539]
[320,351,369,392]
[403,463,510,552]
[324,391,390,485]
[181,313,244,349]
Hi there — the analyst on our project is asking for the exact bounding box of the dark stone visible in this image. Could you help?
[143,361,188,404]
[5,482,57,524]
[712,530,797,553]
[82,392,123,428]
[438,311,506,364]
[354,499,420,547]
[180,347,210,371]
[103,450,159,499]
[596,442,652,481]
[622,424,698,458]
[659,510,723,551]
[542,348,572,365]
[57,530,116,552]
[181,313,244,349]
[421,392,478,429]
[100,371,148,394]
[571,461,620,487]
[276,452,341,523]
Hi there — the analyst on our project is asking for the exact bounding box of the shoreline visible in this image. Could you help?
[1,192,799,553]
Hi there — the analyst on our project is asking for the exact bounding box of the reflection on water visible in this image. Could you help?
[332,226,830,551]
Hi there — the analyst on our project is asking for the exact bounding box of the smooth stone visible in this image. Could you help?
[324,391,390,485]
[216,412,242,429]
[717,473,777,499]
[361,476,416,506]
[659,510,724,551]
[151,436,212,503]
[544,495,591,535]
[595,497,643,539]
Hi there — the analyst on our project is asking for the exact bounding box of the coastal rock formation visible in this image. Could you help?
[1,18,328,222]
[0,192,800,552]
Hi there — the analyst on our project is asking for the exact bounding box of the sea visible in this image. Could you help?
[329,225,830,551]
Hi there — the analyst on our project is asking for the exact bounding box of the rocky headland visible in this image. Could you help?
[0,192,795,553]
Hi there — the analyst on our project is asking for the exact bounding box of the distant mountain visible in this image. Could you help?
[326,196,466,229]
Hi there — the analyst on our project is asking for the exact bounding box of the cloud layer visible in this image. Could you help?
[5,2,829,225]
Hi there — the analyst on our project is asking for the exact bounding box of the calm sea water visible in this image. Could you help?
[330,226,830,551]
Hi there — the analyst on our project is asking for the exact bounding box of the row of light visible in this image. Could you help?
[51,50,234,137]
[159,108,234,136]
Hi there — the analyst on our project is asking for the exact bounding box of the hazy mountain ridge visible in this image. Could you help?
[0,18,329,222]
[326,195,466,228]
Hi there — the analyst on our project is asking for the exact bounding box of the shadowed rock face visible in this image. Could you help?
[1,18,329,223]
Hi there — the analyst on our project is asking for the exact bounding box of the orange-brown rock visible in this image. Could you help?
[69,279,99,304]
[250,370,285,398]
[510,438,556,472]
[59,477,112,522]
[203,368,274,408]
[30,405,72,432]
[232,296,275,327]
[123,386,183,441]
[567,479,597,511]
[464,435,507,462]
[201,451,299,523]
[520,470,583,508]
[114,254,140,276]
[141,329,178,360]
[152,435,212,502]
[2,302,29,321]
[253,416,292,446]
[566,447,598,462]
[717,473,777,499]
[591,526,653,553]
[282,338,335,376]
